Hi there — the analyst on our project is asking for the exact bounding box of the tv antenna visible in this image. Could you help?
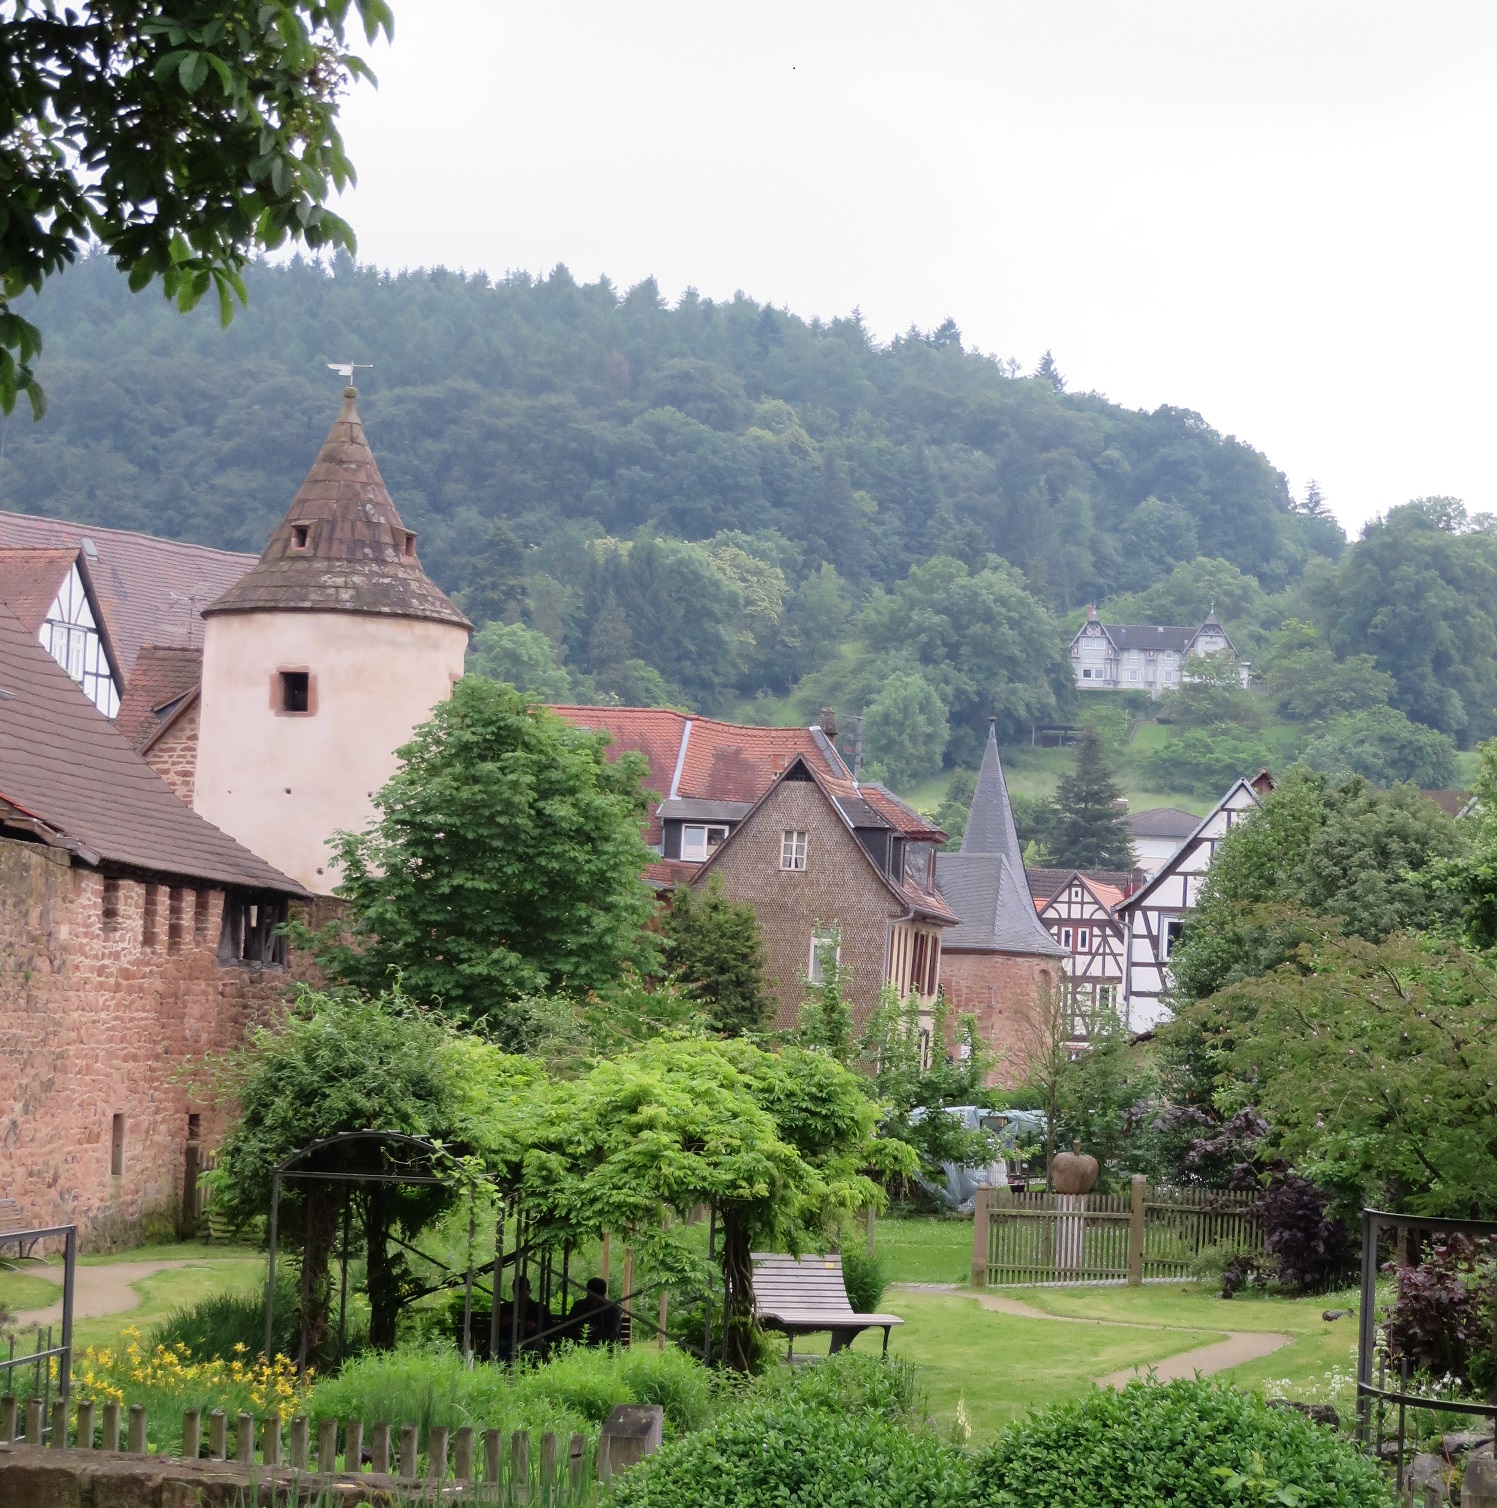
[327,362,373,383]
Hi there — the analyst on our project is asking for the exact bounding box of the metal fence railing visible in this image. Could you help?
[0,1222,76,1441]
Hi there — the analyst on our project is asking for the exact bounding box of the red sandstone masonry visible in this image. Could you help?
[939,949,1059,1088]
[0,835,324,1247]
[142,699,199,805]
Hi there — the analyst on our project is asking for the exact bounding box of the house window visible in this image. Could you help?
[279,670,311,714]
[142,884,160,949]
[1078,928,1090,951]
[1061,926,1073,948]
[110,1113,125,1178]
[1098,984,1116,1009]
[1070,885,1081,901]
[1128,670,1139,682]
[925,936,940,996]
[808,927,839,984]
[1163,918,1185,957]
[680,824,729,861]
[780,830,807,870]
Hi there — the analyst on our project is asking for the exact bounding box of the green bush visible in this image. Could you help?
[309,1342,713,1442]
[152,1268,304,1361]
[612,1353,968,1508]
[973,1378,1386,1508]
[840,1246,891,1314]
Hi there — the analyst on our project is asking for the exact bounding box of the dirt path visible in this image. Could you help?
[9,1261,203,1331]
[889,1283,1294,1386]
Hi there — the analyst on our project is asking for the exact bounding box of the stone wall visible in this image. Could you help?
[142,699,200,805]
[697,777,899,1032]
[939,948,1060,1087]
[0,836,315,1248]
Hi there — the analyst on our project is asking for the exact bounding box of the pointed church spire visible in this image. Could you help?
[959,718,1027,872]
[202,389,470,628]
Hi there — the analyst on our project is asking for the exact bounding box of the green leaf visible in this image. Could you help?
[179,52,210,95]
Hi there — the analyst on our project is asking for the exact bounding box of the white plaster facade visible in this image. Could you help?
[195,610,467,892]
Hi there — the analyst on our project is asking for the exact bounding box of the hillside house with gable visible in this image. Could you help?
[1117,769,1273,1028]
[689,753,956,1039]
[1071,606,1235,694]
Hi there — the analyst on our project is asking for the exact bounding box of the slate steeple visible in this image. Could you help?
[934,720,1063,956]
[202,389,470,628]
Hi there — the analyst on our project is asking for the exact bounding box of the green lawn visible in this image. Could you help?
[871,1217,973,1285]
[0,1267,62,1313]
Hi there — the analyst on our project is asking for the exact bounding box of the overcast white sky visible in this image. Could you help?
[333,2,1497,538]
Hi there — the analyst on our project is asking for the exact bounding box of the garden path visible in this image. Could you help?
[9,1260,200,1330]
[887,1283,1294,1386]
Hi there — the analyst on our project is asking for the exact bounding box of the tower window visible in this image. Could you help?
[291,524,310,550]
[110,1113,125,1177]
[277,670,312,715]
[402,532,416,558]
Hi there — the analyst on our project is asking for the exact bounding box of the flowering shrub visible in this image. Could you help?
[74,1328,312,1451]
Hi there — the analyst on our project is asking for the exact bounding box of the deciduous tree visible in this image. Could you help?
[664,879,775,1037]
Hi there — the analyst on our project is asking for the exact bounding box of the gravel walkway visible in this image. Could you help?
[9,1261,203,1331]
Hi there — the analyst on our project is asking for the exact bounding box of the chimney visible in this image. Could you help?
[818,706,837,740]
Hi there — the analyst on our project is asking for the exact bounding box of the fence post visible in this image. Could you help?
[49,1398,67,1448]
[454,1425,474,1484]
[970,1185,990,1289]
[511,1428,530,1492]
[428,1425,449,1481]
[0,1395,15,1444]
[102,1401,120,1453]
[568,1432,586,1491]
[263,1414,281,1467]
[236,1413,254,1464]
[482,1428,501,1484]
[317,1417,337,1475]
[127,1404,146,1454]
[540,1430,557,1490]
[398,1423,418,1480]
[182,1407,201,1461]
[209,1409,226,1460]
[1128,1175,1146,1286]
[76,1399,94,1451]
[371,1421,391,1475]
[344,1419,363,1474]
[289,1414,308,1470]
[26,1396,43,1445]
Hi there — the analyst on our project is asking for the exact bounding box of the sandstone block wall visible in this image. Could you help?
[142,699,200,806]
[0,836,314,1248]
[939,948,1059,1087]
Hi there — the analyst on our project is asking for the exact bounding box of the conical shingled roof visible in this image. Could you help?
[202,390,470,628]
[936,722,1063,956]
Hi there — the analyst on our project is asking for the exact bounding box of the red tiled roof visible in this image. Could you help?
[0,549,76,634]
[0,509,255,682]
[677,717,837,802]
[115,646,204,750]
[0,601,300,893]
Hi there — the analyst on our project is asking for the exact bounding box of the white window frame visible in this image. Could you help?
[1061,926,1073,949]
[780,829,808,871]
[680,823,729,861]
[1078,928,1090,950]
[808,927,840,984]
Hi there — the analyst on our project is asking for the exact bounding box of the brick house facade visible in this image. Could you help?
[140,697,201,805]
[938,949,1059,1088]
[690,757,955,1034]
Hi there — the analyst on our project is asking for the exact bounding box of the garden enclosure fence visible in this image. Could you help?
[970,1177,1262,1287]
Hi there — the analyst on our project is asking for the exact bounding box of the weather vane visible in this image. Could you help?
[327,362,373,383]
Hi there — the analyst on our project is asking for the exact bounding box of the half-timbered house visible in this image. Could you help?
[1117,770,1273,1028]
[1030,870,1131,1030]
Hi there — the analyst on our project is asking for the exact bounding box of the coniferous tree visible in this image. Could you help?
[664,878,775,1036]
[1045,727,1136,870]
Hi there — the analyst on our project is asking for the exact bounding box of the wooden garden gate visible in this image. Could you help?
[970,1178,1261,1287]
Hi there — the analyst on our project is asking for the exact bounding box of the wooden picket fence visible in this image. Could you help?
[970,1178,1261,1288]
[0,1393,649,1503]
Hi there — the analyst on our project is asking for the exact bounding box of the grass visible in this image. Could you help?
[870,1217,972,1285]
[0,1267,62,1314]
[1004,1281,1348,1336]
[71,1258,265,1352]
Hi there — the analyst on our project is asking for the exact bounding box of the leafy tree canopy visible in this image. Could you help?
[1261,618,1394,723]
[1170,764,1464,1006]
[1313,498,1497,742]
[860,671,949,789]
[0,1,390,415]
[663,878,775,1037]
[310,677,660,1032]
[1302,704,1458,789]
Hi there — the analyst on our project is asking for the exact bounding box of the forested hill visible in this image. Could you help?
[10,253,1431,779]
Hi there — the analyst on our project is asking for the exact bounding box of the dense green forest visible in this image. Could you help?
[7,254,1494,790]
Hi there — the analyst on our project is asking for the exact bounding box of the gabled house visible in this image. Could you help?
[1029,869,1130,1029]
[1127,806,1204,877]
[114,646,207,804]
[1117,769,1274,1028]
[689,753,956,1038]
[1071,605,1236,694]
[0,598,306,1243]
[0,546,123,716]
[934,723,1066,1085]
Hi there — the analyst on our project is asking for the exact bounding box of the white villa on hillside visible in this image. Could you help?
[1071,606,1235,693]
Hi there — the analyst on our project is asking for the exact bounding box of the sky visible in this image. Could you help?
[333,2,1497,538]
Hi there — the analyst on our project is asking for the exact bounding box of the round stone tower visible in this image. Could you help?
[195,388,471,893]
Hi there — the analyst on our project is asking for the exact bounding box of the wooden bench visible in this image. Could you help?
[751,1252,903,1360]
[0,1197,40,1258]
